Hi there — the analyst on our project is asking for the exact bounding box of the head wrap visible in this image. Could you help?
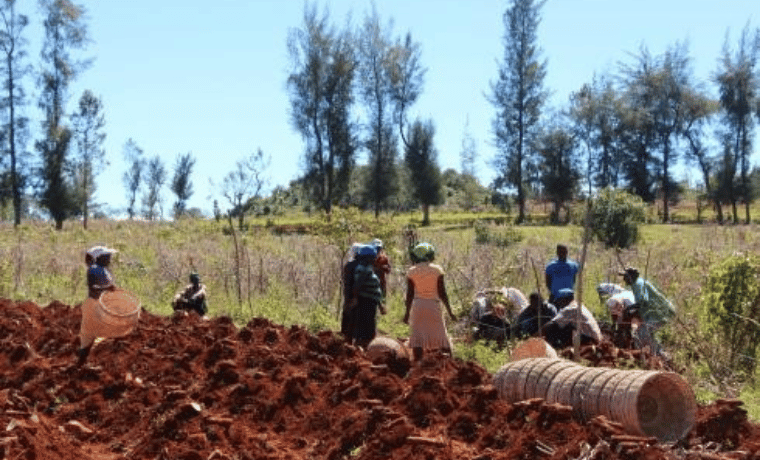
[411,242,435,262]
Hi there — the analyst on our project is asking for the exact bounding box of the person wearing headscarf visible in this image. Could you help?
[403,242,457,360]
[85,246,118,299]
[370,238,391,298]
[172,272,208,316]
[79,245,119,366]
[341,243,364,341]
[350,245,386,348]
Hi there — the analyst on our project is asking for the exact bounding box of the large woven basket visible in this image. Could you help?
[492,357,696,442]
[80,289,141,347]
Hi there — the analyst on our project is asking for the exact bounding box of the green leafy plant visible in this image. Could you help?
[589,187,646,249]
[699,254,760,375]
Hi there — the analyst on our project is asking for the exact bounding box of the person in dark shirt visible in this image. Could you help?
[515,292,557,339]
[350,245,386,348]
[172,272,208,316]
[341,243,363,342]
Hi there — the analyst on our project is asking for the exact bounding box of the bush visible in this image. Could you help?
[589,188,646,249]
[473,222,523,247]
[699,254,760,375]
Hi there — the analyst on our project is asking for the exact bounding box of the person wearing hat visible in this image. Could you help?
[349,244,386,348]
[545,244,579,305]
[620,267,675,355]
[172,272,208,316]
[370,238,391,298]
[403,242,457,361]
[85,246,118,300]
[341,243,364,342]
[540,288,602,349]
[79,245,119,366]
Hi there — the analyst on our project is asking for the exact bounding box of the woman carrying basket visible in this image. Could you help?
[77,246,118,366]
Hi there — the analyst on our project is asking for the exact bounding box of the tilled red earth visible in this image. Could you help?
[1,298,759,460]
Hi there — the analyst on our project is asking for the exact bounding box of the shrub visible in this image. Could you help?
[473,222,523,247]
[589,188,646,249]
[699,254,760,375]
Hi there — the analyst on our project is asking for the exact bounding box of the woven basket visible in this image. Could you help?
[492,357,696,442]
[510,337,558,361]
[79,289,141,347]
[366,336,411,361]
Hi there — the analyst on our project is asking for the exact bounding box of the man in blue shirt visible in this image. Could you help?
[545,244,579,305]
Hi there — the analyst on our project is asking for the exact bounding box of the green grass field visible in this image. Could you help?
[2,208,760,419]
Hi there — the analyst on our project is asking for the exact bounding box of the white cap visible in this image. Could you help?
[87,246,118,259]
[370,238,383,249]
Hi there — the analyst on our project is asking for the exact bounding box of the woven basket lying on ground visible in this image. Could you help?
[79,289,141,348]
[492,357,696,442]
[509,337,558,361]
[366,336,411,361]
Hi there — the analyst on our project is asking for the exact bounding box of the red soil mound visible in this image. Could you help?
[1,298,759,460]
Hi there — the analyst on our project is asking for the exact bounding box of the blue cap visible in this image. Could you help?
[357,244,377,258]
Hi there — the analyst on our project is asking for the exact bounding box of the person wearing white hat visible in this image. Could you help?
[79,245,119,366]
[85,246,118,299]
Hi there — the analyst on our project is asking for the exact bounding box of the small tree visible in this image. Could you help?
[122,138,144,220]
[221,148,270,230]
[170,152,195,219]
[71,89,106,229]
[142,155,165,221]
[589,187,646,249]
[404,119,441,225]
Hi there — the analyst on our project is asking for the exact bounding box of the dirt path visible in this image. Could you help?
[1,298,758,459]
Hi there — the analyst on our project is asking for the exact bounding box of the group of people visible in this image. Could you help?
[78,244,209,366]
[512,243,676,355]
[340,239,456,361]
[78,238,676,368]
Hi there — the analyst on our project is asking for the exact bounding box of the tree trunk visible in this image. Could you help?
[422,203,430,226]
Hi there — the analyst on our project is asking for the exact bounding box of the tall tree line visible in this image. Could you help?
[287,2,439,221]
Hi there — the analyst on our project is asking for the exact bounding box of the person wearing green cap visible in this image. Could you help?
[172,272,208,316]
[403,242,457,361]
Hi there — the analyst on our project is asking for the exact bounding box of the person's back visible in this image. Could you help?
[632,277,675,324]
[545,244,578,303]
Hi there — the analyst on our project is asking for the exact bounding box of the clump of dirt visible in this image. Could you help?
[1,298,759,460]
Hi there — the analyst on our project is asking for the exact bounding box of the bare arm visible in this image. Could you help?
[404,278,414,324]
[438,275,456,320]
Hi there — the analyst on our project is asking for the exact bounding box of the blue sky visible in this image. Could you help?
[20,1,760,216]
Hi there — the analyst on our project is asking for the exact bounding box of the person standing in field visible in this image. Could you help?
[545,244,579,305]
[350,245,386,348]
[78,245,119,366]
[403,242,457,361]
[370,238,391,298]
[619,267,676,356]
[341,243,363,342]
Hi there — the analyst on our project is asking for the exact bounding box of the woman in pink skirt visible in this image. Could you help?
[403,242,457,361]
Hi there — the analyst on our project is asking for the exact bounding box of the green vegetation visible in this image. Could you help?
[2,209,760,420]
